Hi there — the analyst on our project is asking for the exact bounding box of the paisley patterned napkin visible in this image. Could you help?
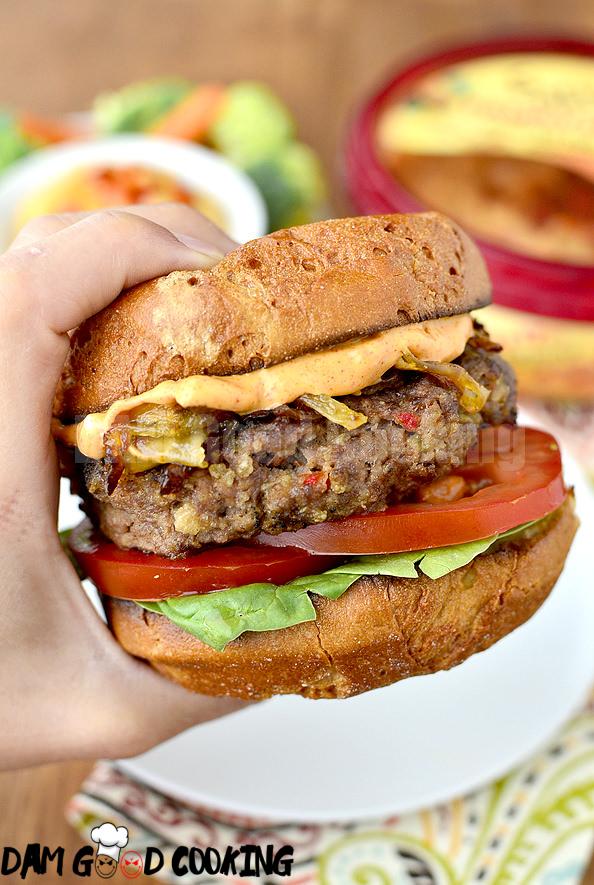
[66,688,594,883]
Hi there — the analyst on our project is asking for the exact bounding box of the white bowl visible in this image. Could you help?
[0,134,267,249]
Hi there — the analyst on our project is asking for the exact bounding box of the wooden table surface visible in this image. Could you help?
[1,0,594,880]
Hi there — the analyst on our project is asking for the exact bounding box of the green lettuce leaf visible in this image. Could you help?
[140,583,317,651]
[137,549,422,651]
[417,536,496,579]
[0,110,31,172]
[137,519,540,651]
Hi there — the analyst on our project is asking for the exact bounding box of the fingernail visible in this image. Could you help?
[174,232,225,268]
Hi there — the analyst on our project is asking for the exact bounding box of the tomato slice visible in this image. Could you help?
[256,426,566,555]
[70,425,566,601]
[69,524,340,601]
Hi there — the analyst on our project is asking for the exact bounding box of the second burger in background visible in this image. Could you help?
[55,213,577,699]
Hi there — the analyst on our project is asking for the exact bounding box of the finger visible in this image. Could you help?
[4,205,237,471]
[11,201,238,254]
[2,208,226,338]
[0,208,232,505]
[10,212,76,247]
[106,657,251,760]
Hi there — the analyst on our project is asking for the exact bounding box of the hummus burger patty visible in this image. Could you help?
[82,341,516,556]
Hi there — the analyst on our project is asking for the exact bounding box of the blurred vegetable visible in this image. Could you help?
[275,141,326,224]
[150,83,226,141]
[299,394,367,429]
[18,112,79,146]
[94,78,192,133]
[208,81,294,166]
[0,110,30,172]
[246,156,297,231]
[247,142,326,229]
[208,82,326,228]
[4,77,328,231]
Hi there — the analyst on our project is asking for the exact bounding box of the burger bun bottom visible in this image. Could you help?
[103,497,577,700]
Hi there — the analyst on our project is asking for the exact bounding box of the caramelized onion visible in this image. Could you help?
[299,394,368,429]
[395,350,489,413]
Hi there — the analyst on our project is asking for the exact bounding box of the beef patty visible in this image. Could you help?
[81,342,516,556]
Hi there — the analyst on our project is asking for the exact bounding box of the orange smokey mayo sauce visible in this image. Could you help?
[58,313,473,460]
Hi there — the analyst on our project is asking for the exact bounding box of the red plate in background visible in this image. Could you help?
[345,36,594,322]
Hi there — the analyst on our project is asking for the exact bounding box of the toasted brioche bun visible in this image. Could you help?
[102,496,577,700]
[55,212,490,420]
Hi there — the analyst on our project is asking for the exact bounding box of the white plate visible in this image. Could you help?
[109,451,594,823]
[0,134,267,248]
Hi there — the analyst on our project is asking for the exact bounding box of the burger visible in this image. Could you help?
[54,212,577,699]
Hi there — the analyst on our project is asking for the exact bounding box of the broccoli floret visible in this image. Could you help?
[209,81,294,167]
[247,142,327,230]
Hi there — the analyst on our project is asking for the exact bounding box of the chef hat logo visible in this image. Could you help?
[90,821,129,862]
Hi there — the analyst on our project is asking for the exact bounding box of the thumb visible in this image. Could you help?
[3,208,220,339]
[0,209,218,503]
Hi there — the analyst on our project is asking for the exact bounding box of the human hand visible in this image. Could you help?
[0,204,246,769]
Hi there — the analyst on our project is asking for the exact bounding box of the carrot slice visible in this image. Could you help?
[19,112,81,145]
[150,83,226,141]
